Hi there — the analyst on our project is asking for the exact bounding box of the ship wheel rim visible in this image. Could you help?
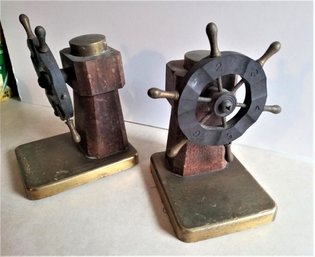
[178,51,267,146]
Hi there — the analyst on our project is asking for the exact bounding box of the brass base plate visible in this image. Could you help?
[15,133,138,200]
[150,152,276,242]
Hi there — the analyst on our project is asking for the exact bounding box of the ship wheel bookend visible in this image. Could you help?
[148,22,281,242]
[15,14,138,200]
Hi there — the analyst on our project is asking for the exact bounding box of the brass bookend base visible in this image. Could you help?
[150,152,276,243]
[15,133,138,200]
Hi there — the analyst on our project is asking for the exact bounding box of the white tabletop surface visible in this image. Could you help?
[1,99,313,256]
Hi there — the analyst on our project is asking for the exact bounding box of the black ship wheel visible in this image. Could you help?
[179,51,268,146]
[148,23,281,162]
[19,14,81,143]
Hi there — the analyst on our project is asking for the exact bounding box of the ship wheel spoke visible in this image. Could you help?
[232,79,245,93]
[200,112,213,125]
[217,76,224,92]
[221,117,227,128]
[224,143,234,162]
[236,103,246,108]
[167,139,188,158]
[198,96,212,102]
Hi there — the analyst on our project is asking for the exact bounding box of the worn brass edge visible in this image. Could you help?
[150,154,185,238]
[24,151,138,200]
[150,152,277,243]
[178,207,277,242]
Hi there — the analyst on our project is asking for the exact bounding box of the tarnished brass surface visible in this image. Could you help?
[65,119,81,143]
[206,22,221,58]
[166,138,188,158]
[148,88,179,100]
[257,41,281,67]
[15,133,138,200]
[150,152,276,242]
[69,34,107,57]
[184,50,209,70]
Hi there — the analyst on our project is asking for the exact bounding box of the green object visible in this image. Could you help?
[0,42,11,101]
[0,43,8,89]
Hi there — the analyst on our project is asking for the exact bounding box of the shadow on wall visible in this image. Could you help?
[119,48,170,128]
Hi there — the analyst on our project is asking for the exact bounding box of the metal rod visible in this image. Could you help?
[217,76,223,92]
[206,22,221,58]
[198,96,212,102]
[167,139,188,158]
[263,105,281,114]
[19,14,36,39]
[256,41,281,67]
[224,143,234,162]
[35,26,49,53]
[200,113,212,124]
[148,87,179,100]
[236,103,246,108]
[221,117,227,128]
[232,79,245,93]
[65,119,81,143]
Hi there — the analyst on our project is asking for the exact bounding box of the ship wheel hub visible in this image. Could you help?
[213,91,237,117]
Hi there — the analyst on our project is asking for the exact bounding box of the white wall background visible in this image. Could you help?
[1,1,313,161]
